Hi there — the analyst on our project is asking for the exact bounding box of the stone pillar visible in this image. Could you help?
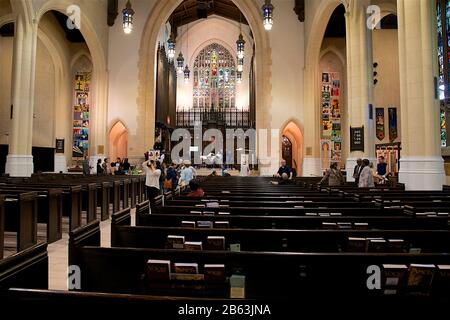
[344,0,376,181]
[5,14,37,177]
[302,62,322,177]
[397,0,445,190]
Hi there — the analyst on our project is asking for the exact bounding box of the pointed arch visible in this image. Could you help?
[109,120,128,161]
[280,119,304,176]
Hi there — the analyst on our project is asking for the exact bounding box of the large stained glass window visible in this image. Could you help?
[193,43,236,110]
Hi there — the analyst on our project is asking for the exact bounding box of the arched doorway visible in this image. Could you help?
[281,120,303,176]
[109,121,128,161]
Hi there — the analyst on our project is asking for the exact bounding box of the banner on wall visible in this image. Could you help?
[375,108,385,141]
[72,72,91,158]
[320,72,342,167]
[388,107,398,142]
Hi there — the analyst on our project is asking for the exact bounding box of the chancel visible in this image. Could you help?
[1,0,450,315]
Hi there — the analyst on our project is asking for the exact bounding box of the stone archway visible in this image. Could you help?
[136,0,272,168]
[281,119,304,176]
[303,0,345,176]
[109,121,129,162]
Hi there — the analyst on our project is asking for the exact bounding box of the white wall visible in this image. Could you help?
[107,0,158,142]
[372,28,401,144]
[175,15,253,111]
[269,0,304,130]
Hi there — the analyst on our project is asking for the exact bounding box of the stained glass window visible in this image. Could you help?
[441,109,447,147]
[193,43,236,109]
[438,1,445,100]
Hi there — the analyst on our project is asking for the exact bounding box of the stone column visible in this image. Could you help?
[5,14,37,177]
[344,0,376,181]
[397,0,445,190]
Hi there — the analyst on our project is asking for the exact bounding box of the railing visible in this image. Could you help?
[176,108,253,128]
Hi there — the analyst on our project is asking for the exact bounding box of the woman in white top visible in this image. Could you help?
[142,160,161,211]
[358,159,375,188]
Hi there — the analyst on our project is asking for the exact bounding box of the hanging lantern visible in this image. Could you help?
[237,57,244,72]
[237,71,243,84]
[177,52,184,74]
[236,33,245,59]
[262,0,274,31]
[167,35,176,59]
[122,0,134,34]
[184,65,190,83]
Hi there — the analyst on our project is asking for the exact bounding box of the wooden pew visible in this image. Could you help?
[70,221,450,299]
[4,192,38,252]
[0,187,62,243]
[0,242,48,289]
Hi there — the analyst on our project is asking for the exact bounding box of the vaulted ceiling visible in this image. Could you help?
[168,0,248,37]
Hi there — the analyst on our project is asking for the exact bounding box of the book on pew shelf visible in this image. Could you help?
[353,222,369,230]
[368,239,387,252]
[330,212,342,216]
[204,264,226,282]
[318,212,330,217]
[218,211,230,215]
[220,199,230,202]
[294,206,305,208]
[181,221,196,228]
[304,200,313,203]
[230,243,241,252]
[184,241,203,251]
[206,202,219,208]
[222,191,231,194]
[214,221,230,228]
[202,211,215,216]
[197,221,213,228]
[409,247,422,254]
[167,235,185,249]
[219,205,229,208]
[230,275,246,299]
[321,222,338,230]
[174,262,199,274]
[190,210,202,214]
[347,237,368,252]
[206,236,226,250]
[337,222,352,229]
[437,212,449,216]
[195,204,206,208]
[147,260,171,281]
[382,264,408,295]
[170,273,205,281]
[435,265,450,293]
[407,264,436,294]
[387,239,405,253]
[305,212,317,216]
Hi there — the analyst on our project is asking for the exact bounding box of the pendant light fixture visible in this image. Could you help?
[176,16,185,73]
[236,14,245,59]
[237,71,243,84]
[184,21,190,83]
[262,0,274,31]
[122,0,135,34]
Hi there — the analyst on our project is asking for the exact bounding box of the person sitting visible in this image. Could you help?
[187,181,205,197]
[318,162,344,186]
[271,173,293,185]
[276,159,292,179]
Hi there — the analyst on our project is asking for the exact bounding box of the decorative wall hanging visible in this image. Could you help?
[72,72,91,157]
[320,72,342,167]
[375,108,385,141]
[388,107,398,142]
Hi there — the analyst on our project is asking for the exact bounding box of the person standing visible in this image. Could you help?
[358,159,375,188]
[82,155,91,175]
[96,159,104,175]
[180,161,196,186]
[142,159,161,212]
[353,158,363,185]
[166,162,178,191]
[376,156,389,184]
[319,162,344,186]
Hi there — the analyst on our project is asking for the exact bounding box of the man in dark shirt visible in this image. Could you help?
[377,156,388,177]
[276,159,292,179]
[353,158,363,185]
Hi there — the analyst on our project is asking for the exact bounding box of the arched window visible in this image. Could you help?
[193,43,236,110]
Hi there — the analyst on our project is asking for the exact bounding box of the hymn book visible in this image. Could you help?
[146,259,171,281]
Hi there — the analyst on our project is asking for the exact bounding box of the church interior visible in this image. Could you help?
[1,0,450,314]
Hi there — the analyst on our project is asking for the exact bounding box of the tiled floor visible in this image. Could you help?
[47,208,136,290]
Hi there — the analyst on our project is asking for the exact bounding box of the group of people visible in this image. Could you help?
[95,157,131,175]
[353,156,389,187]
[142,159,200,210]
[319,156,389,187]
